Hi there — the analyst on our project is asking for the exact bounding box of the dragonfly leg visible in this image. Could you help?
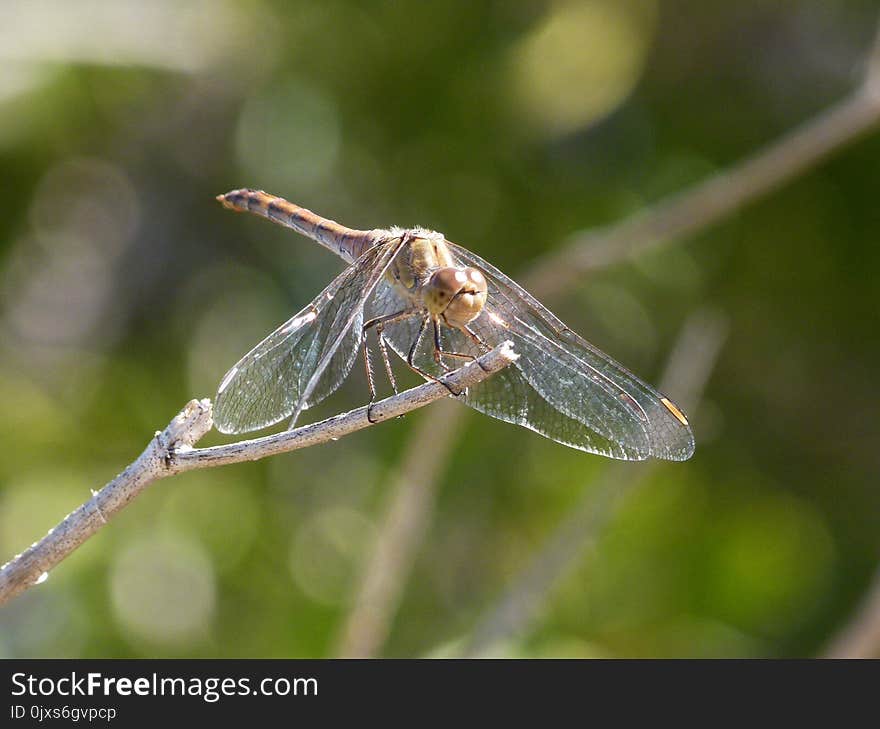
[363,308,420,422]
[404,313,463,397]
[408,313,429,365]
[362,335,378,419]
[432,319,451,373]
[433,320,482,372]
[364,308,422,332]
[463,324,490,350]
[434,322,491,382]
[375,327,398,393]
[463,325,492,372]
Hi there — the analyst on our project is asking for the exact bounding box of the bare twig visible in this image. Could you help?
[172,343,515,470]
[337,21,880,658]
[0,399,213,607]
[462,311,727,657]
[336,397,460,657]
[867,19,880,97]
[0,342,517,607]
[823,570,880,658]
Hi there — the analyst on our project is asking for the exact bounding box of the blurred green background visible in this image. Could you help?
[1,0,878,658]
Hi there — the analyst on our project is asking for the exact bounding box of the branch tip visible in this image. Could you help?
[167,398,213,447]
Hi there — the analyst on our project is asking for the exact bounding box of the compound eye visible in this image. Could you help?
[426,268,465,314]
[464,267,487,295]
[443,267,488,328]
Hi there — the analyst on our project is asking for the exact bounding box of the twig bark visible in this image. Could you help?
[0,342,517,607]
[337,20,880,658]
[461,311,727,657]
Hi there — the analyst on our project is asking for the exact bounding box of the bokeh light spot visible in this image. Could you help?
[707,491,835,631]
[0,472,100,573]
[289,507,375,606]
[581,281,657,360]
[110,533,216,649]
[161,474,260,573]
[235,78,340,193]
[509,0,657,137]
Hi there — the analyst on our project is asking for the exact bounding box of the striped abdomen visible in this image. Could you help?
[217,189,378,264]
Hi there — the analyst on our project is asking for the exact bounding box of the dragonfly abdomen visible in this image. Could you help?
[217,189,377,263]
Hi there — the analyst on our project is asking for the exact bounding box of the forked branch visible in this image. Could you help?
[0,342,517,607]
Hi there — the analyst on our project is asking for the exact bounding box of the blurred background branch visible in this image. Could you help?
[337,15,880,658]
[824,568,880,658]
[525,16,880,295]
[462,311,727,656]
[335,398,460,657]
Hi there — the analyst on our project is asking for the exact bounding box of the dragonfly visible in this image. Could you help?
[213,189,694,461]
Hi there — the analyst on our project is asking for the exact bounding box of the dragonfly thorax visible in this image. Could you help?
[385,232,489,329]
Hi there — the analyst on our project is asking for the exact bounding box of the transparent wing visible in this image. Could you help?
[365,276,413,322]
[372,244,694,461]
[372,295,648,460]
[461,356,647,460]
[445,241,695,461]
[214,238,402,434]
